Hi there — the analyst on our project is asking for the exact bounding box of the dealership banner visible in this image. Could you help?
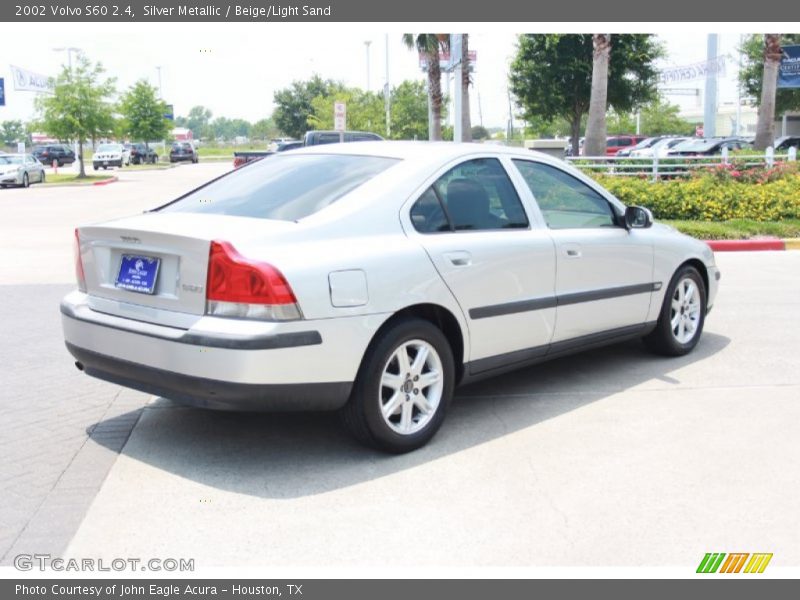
[778,45,800,89]
[0,77,5,106]
[658,56,727,85]
[10,65,53,93]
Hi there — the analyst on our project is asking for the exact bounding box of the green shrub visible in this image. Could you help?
[594,169,800,221]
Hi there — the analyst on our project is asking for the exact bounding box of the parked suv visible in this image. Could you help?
[127,143,159,164]
[32,144,76,166]
[169,142,198,163]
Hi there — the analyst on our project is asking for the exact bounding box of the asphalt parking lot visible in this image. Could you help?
[1,163,798,570]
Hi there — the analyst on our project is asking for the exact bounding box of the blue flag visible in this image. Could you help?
[778,45,800,89]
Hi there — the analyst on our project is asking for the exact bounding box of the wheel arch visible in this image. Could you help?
[678,257,709,295]
[367,303,466,384]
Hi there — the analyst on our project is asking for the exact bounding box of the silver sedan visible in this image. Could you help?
[0,154,46,188]
[62,142,720,452]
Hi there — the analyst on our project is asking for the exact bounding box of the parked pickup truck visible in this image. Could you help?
[232,130,383,168]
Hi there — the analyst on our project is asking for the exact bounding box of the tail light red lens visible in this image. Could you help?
[205,240,300,321]
[74,229,87,293]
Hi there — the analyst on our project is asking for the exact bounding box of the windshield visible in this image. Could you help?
[0,156,23,165]
[159,153,399,221]
[97,144,122,152]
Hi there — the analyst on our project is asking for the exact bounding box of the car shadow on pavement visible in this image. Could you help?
[87,333,729,499]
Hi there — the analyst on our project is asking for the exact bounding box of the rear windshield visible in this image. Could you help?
[159,154,399,221]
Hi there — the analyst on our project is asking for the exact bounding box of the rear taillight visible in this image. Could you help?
[233,157,245,168]
[74,229,87,293]
[205,240,300,321]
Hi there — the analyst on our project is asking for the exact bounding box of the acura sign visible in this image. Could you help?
[10,65,54,93]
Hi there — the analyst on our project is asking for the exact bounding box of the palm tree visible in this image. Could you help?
[461,34,472,142]
[584,34,612,157]
[754,34,783,150]
[403,34,448,141]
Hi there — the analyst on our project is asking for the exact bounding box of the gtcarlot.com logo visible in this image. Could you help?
[14,554,194,572]
[696,552,773,574]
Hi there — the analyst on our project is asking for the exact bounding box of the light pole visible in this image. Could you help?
[53,46,81,72]
[156,66,163,98]
[364,40,372,92]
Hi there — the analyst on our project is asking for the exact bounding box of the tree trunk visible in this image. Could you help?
[754,34,782,151]
[427,48,443,141]
[570,115,582,156]
[78,140,86,178]
[461,34,472,142]
[584,34,612,157]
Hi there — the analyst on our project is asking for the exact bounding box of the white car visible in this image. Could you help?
[0,153,46,188]
[61,142,720,452]
[92,143,130,170]
[631,137,693,158]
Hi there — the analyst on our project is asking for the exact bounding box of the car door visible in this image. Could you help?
[405,157,557,372]
[511,159,655,344]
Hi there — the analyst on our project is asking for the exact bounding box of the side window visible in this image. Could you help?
[317,133,341,145]
[410,188,449,233]
[512,160,618,230]
[410,158,528,233]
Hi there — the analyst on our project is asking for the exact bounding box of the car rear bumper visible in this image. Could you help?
[66,342,351,411]
[60,291,382,411]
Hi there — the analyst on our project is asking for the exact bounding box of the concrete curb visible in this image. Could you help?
[92,176,118,186]
[41,176,117,188]
[705,239,796,252]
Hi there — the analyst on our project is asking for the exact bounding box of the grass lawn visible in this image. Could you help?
[663,219,800,240]
[44,174,115,185]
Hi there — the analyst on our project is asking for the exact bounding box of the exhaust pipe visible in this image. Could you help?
[75,361,84,371]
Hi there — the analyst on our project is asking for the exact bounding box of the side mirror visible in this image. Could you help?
[624,206,653,229]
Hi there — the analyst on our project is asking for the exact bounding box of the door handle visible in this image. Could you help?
[444,251,472,266]
[563,244,582,258]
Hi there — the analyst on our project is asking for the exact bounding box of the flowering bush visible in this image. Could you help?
[594,166,800,221]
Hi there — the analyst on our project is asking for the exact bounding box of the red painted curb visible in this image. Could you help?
[92,177,118,186]
[705,239,785,252]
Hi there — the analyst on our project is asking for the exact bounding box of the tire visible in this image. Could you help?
[643,264,707,356]
[40,171,45,184]
[93,164,99,171]
[21,173,29,188]
[340,317,455,453]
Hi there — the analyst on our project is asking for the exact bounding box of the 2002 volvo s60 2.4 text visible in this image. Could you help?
[61,142,720,452]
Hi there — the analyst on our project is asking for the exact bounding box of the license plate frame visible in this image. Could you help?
[115,254,161,295]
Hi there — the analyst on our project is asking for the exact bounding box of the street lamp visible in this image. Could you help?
[156,66,163,98]
[52,46,81,71]
[364,40,372,92]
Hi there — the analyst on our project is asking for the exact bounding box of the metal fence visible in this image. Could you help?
[566,146,798,182]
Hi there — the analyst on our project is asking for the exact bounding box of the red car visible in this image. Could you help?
[605,135,648,156]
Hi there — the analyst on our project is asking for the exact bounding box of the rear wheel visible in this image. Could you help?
[340,318,455,453]
[644,265,706,356]
[21,173,29,188]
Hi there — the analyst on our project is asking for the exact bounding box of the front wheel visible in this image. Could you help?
[21,173,29,188]
[644,265,707,356]
[340,318,455,453]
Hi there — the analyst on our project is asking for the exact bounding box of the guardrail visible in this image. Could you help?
[566,146,798,182]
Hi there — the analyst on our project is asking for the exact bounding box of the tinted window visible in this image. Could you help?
[513,160,617,229]
[411,158,528,233]
[317,133,342,145]
[160,154,399,221]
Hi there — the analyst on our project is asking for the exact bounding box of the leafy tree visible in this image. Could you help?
[509,34,662,155]
[390,80,432,140]
[185,105,213,139]
[1,120,26,146]
[273,75,337,138]
[471,125,490,140]
[118,80,170,149]
[35,56,116,177]
[740,34,800,118]
[606,98,695,136]
[308,86,384,132]
[251,117,278,140]
[403,34,449,141]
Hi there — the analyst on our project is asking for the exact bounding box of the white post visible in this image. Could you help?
[721,145,729,165]
[652,153,659,182]
[766,146,774,167]
[384,34,390,138]
[451,34,463,143]
[364,40,371,92]
[789,146,797,162]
